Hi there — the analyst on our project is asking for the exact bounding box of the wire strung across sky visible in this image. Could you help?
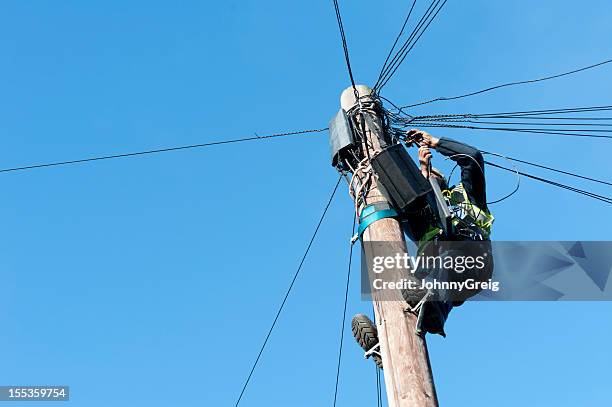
[375,0,418,88]
[485,161,612,205]
[400,58,612,109]
[386,109,612,204]
[0,129,327,175]
[332,0,358,92]
[332,216,356,407]
[234,175,342,406]
[388,104,612,140]
[405,104,612,119]
[481,151,612,187]
[408,123,612,140]
[374,0,449,92]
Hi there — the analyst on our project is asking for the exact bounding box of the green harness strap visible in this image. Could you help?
[417,226,442,255]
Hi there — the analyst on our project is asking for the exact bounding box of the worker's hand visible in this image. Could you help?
[407,129,440,148]
[418,146,432,176]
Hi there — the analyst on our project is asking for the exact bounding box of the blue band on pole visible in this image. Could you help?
[358,206,399,239]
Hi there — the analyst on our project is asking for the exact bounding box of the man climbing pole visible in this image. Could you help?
[352,128,495,366]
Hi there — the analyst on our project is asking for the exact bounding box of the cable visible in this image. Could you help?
[429,120,612,127]
[374,0,418,89]
[481,151,612,187]
[376,0,449,92]
[485,161,612,205]
[401,58,612,109]
[380,0,449,90]
[0,128,327,175]
[376,0,442,89]
[375,365,380,407]
[479,152,521,204]
[234,175,342,406]
[408,122,612,139]
[376,366,383,407]
[402,105,612,120]
[332,0,358,94]
[332,216,357,407]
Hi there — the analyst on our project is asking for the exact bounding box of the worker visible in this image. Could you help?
[352,129,494,365]
[404,129,494,303]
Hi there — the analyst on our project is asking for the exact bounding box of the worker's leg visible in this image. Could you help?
[445,239,494,304]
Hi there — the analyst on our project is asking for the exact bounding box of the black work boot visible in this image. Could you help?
[351,314,383,369]
[401,281,429,309]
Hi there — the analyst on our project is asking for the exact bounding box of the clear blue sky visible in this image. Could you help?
[0,1,611,406]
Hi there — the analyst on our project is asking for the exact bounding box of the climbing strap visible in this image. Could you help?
[417,226,443,255]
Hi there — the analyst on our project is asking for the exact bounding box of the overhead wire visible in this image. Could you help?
[376,366,383,406]
[388,106,612,139]
[400,58,612,109]
[332,215,357,407]
[375,0,443,90]
[234,175,342,406]
[408,105,612,120]
[380,0,449,90]
[395,104,612,139]
[401,122,612,140]
[374,0,418,88]
[332,0,359,95]
[375,0,449,92]
[481,151,612,187]
[420,119,612,127]
[485,161,612,205]
[0,128,327,175]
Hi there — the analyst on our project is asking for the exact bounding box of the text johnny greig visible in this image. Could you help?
[370,253,500,292]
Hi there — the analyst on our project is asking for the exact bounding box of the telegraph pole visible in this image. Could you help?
[340,85,438,407]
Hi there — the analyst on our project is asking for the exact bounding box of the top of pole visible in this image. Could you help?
[340,84,374,111]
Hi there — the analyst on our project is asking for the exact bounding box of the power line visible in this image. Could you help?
[234,175,342,406]
[405,122,612,139]
[401,58,612,109]
[332,0,358,91]
[0,128,327,175]
[376,0,443,89]
[374,0,418,89]
[485,161,612,205]
[376,0,449,92]
[411,105,612,120]
[332,216,356,407]
[482,152,612,187]
[376,366,383,406]
[433,120,612,127]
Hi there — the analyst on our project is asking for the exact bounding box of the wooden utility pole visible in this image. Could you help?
[340,85,438,407]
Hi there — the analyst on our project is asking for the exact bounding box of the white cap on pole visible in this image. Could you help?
[340,84,374,111]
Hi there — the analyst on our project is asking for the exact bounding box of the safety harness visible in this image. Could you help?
[443,182,494,238]
[416,183,494,254]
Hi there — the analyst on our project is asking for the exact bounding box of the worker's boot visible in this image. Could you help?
[401,281,428,309]
[351,314,383,369]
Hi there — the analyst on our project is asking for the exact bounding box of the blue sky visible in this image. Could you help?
[0,1,611,406]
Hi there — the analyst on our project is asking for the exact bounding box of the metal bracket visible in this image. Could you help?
[405,291,433,336]
[364,343,381,360]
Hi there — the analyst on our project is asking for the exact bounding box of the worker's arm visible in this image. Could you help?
[408,130,488,211]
